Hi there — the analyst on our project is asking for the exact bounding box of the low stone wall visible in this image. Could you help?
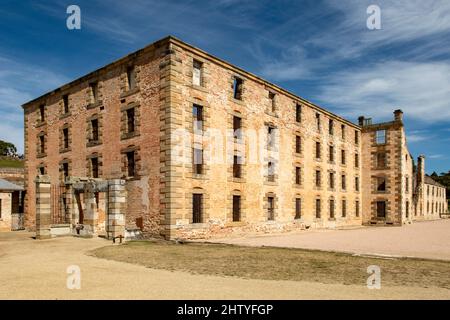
[0,168,24,185]
[173,220,309,240]
[172,216,364,240]
[50,224,71,237]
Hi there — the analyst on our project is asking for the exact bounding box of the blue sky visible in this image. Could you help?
[0,0,449,174]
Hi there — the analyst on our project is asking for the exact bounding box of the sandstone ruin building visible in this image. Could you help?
[21,36,447,239]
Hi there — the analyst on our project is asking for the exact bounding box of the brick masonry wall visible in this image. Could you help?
[167,42,363,239]
[23,43,165,236]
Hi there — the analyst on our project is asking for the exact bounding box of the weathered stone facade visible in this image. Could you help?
[359,111,414,225]
[0,191,13,232]
[22,36,447,239]
[0,178,24,232]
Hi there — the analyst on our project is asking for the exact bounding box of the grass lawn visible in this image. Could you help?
[0,158,24,168]
[90,240,450,289]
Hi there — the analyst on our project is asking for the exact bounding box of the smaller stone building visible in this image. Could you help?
[0,178,24,231]
[423,175,447,218]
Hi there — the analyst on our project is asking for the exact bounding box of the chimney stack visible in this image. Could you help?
[358,116,365,126]
[417,155,425,184]
[394,109,403,122]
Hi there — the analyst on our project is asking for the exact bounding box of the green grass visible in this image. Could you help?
[90,240,450,289]
[0,158,24,168]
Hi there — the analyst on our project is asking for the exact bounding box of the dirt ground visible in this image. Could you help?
[0,230,449,299]
[92,241,450,289]
[211,219,450,261]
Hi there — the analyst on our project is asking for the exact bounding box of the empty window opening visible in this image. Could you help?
[193,148,203,175]
[90,82,99,103]
[91,157,99,178]
[193,104,203,132]
[315,170,321,187]
[377,201,386,218]
[316,199,321,218]
[63,95,69,114]
[39,104,45,122]
[316,142,321,159]
[316,113,320,131]
[61,128,69,149]
[296,104,301,122]
[295,198,301,219]
[126,151,136,177]
[329,172,335,189]
[193,60,203,86]
[267,126,275,148]
[233,76,243,100]
[295,136,301,154]
[376,129,386,144]
[269,92,276,113]
[342,200,347,217]
[193,194,203,223]
[295,167,301,185]
[126,108,135,134]
[268,161,275,182]
[233,115,242,140]
[62,162,69,179]
[127,66,136,90]
[329,199,335,219]
[233,155,242,178]
[232,195,241,222]
[377,153,387,168]
[406,201,409,218]
[329,145,334,162]
[377,177,386,191]
[91,119,99,141]
[268,196,275,221]
[39,135,45,154]
[355,201,360,217]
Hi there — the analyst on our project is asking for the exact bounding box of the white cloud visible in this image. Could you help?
[255,0,450,81]
[316,61,450,122]
[318,0,450,59]
[428,154,444,159]
[259,45,313,81]
[0,55,68,154]
[407,131,431,143]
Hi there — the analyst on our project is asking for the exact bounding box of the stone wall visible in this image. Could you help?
[423,182,447,219]
[0,168,24,187]
[0,191,12,231]
[166,41,363,239]
[360,110,414,225]
[23,40,166,237]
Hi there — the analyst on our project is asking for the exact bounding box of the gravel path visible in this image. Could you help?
[212,219,450,261]
[0,230,449,299]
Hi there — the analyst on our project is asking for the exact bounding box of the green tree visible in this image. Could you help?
[432,171,450,200]
[0,140,17,157]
